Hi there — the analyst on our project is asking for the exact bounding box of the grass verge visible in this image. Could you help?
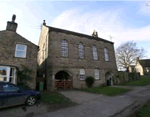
[137,100,150,117]
[79,86,131,96]
[120,76,150,86]
[128,100,150,117]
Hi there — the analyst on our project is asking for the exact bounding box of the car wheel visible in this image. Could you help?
[26,96,36,106]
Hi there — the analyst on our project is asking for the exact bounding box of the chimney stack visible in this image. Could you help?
[6,14,18,32]
[92,30,98,37]
[136,57,139,61]
[43,20,46,25]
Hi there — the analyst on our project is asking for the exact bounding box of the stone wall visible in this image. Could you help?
[45,30,117,89]
[0,30,38,89]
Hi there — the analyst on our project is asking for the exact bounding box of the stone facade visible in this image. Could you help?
[0,17,38,89]
[135,58,150,75]
[38,23,117,90]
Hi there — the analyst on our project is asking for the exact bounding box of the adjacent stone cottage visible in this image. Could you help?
[0,15,38,89]
[38,21,117,90]
[135,57,150,75]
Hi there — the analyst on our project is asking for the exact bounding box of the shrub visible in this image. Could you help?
[85,76,95,88]
[17,65,33,88]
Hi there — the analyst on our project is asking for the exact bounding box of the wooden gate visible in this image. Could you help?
[55,80,72,89]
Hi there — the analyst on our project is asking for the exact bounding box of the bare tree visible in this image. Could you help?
[116,41,146,70]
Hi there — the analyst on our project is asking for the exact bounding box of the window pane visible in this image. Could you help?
[16,51,26,57]
[0,67,7,75]
[80,69,85,75]
[79,43,84,58]
[104,48,109,61]
[9,77,14,83]
[95,69,99,79]
[62,40,68,57]
[3,84,19,92]
[17,45,26,50]
[0,76,7,81]
[80,75,86,80]
[93,46,98,60]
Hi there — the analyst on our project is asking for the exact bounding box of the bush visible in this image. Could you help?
[85,76,95,88]
[17,65,33,88]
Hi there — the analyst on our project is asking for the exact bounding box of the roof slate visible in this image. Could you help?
[46,25,114,44]
[139,59,150,67]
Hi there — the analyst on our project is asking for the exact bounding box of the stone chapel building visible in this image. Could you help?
[37,20,117,90]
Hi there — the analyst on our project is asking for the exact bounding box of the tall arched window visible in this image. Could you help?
[93,45,98,60]
[104,48,109,61]
[62,40,68,57]
[79,43,84,58]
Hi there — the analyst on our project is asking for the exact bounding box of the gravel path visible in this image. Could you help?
[36,85,150,117]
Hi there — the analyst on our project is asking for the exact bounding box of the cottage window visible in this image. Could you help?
[62,40,68,57]
[79,43,84,58]
[15,44,27,58]
[94,69,99,79]
[104,48,109,61]
[80,69,86,80]
[93,45,98,60]
[0,66,16,84]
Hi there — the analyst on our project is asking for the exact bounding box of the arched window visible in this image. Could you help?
[61,40,68,57]
[94,69,99,79]
[93,45,98,60]
[104,48,109,61]
[79,43,84,58]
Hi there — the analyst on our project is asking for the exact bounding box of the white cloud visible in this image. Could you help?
[138,0,150,16]
[51,8,150,49]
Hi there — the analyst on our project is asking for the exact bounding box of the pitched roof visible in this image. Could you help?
[0,30,38,48]
[46,25,114,44]
[139,59,150,67]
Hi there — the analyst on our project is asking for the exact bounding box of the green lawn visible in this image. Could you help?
[79,86,131,96]
[40,91,72,104]
[120,76,150,86]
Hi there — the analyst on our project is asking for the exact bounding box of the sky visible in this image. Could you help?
[0,0,150,59]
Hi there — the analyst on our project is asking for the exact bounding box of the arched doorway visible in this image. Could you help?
[105,72,114,86]
[55,71,72,89]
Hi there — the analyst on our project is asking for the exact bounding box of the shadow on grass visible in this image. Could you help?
[40,91,78,112]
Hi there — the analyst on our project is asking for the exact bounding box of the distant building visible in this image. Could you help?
[128,65,136,73]
[135,57,150,75]
[0,15,38,89]
[37,20,118,90]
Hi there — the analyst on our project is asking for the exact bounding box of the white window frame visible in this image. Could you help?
[15,44,27,58]
[0,66,16,84]
[94,69,99,79]
[93,45,98,60]
[79,43,84,59]
[61,40,68,57]
[104,48,109,61]
[80,69,86,80]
